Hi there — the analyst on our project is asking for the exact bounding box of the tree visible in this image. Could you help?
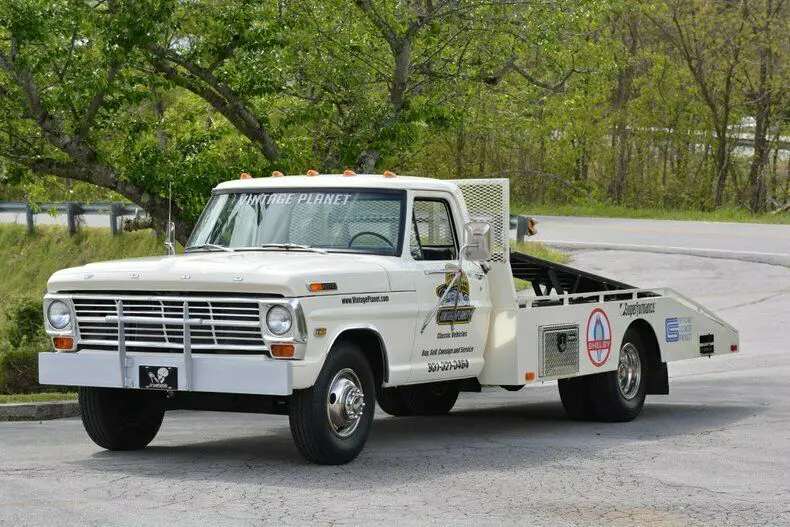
[649,0,750,208]
[743,0,787,212]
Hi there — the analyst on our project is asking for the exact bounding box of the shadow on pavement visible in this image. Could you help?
[70,397,762,488]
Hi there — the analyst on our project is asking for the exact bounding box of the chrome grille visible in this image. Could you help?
[73,294,268,353]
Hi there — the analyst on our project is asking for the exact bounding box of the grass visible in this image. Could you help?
[0,224,165,302]
[510,240,569,265]
[0,392,77,404]
[512,202,790,225]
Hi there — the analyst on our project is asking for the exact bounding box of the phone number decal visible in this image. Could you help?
[427,359,470,373]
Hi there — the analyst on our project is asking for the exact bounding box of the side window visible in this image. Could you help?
[410,199,457,261]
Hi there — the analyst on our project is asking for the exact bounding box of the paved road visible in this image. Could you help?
[532,215,790,264]
[1,250,788,526]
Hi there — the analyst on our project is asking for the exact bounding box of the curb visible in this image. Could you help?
[541,240,790,268]
[0,400,80,421]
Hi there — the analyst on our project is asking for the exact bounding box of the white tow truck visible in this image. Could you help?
[39,174,739,464]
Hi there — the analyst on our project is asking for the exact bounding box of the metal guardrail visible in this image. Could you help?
[0,201,145,235]
[1,200,533,242]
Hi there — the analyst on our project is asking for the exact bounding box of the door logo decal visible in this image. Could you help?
[435,267,475,326]
[586,308,612,367]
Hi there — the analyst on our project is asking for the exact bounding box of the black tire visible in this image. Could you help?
[589,330,648,422]
[79,387,165,451]
[376,386,413,417]
[558,376,595,420]
[289,341,376,465]
[400,381,460,416]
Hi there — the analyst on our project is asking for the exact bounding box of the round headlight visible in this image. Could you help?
[266,305,293,336]
[47,300,72,329]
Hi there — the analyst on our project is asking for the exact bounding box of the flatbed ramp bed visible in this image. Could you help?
[510,250,635,296]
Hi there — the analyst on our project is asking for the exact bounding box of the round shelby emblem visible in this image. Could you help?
[586,308,612,367]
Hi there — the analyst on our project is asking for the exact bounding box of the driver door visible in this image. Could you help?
[406,194,491,383]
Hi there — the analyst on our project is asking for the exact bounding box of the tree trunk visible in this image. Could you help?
[713,130,729,207]
[354,149,380,173]
[748,0,773,213]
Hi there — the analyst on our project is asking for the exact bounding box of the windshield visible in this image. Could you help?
[187,190,405,255]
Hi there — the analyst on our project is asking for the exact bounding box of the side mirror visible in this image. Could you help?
[463,221,491,262]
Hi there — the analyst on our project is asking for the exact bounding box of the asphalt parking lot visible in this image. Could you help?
[1,250,789,526]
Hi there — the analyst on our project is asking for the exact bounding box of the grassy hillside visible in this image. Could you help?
[0,224,165,302]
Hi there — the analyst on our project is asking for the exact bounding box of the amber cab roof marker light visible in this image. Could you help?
[239,172,252,179]
[306,169,319,176]
[343,170,356,176]
[383,171,396,178]
[271,171,284,178]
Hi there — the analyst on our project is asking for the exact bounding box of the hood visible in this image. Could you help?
[47,251,393,297]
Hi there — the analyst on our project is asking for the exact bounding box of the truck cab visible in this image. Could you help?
[39,174,739,464]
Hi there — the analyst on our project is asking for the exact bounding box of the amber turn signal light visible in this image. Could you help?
[308,282,337,292]
[343,170,356,176]
[271,344,295,358]
[271,171,284,177]
[53,337,74,350]
[383,171,396,178]
[239,172,252,179]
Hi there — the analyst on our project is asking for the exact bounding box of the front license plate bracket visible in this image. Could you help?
[139,365,178,390]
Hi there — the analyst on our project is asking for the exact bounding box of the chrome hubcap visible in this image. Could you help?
[326,368,365,438]
[617,343,641,400]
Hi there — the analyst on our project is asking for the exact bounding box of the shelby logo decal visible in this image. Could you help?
[435,267,475,326]
[586,308,612,367]
[620,301,656,317]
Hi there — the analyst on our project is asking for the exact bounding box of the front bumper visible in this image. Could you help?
[39,351,292,396]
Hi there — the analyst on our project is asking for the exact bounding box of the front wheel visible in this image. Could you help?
[79,387,165,451]
[289,341,375,464]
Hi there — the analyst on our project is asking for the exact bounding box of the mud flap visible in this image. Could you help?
[646,361,669,395]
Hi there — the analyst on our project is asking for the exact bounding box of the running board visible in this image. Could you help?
[510,250,634,296]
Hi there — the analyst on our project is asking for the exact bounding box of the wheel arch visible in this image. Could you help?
[625,318,669,395]
[329,327,389,387]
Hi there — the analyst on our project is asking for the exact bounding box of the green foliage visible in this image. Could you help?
[0,224,165,304]
[0,347,40,394]
[0,392,76,403]
[0,0,788,219]
[1,296,45,350]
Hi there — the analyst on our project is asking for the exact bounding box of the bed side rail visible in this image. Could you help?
[520,286,737,334]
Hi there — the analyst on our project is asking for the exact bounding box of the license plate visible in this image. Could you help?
[139,366,178,390]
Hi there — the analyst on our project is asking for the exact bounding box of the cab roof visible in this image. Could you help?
[214,173,462,194]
